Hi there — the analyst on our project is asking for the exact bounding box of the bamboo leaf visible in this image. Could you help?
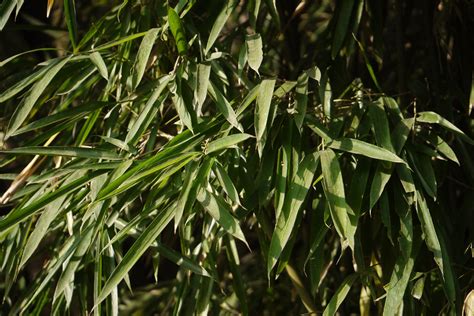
[331,0,355,59]
[205,0,238,54]
[167,8,187,55]
[63,0,78,50]
[214,162,240,204]
[255,79,275,156]
[417,111,474,145]
[208,82,241,130]
[156,242,211,277]
[195,63,211,116]
[225,236,249,316]
[329,138,406,164]
[197,188,248,246]
[206,133,252,154]
[0,59,54,103]
[369,99,395,152]
[323,274,358,315]
[320,149,356,250]
[19,191,68,268]
[383,212,419,316]
[175,161,199,229]
[6,56,71,138]
[0,170,107,231]
[12,101,108,136]
[0,0,16,30]
[96,204,175,306]
[89,52,108,81]
[1,146,122,160]
[294,71,308,130]
[416,190,457,303]
[126,75,170,144]
[246,33,263,74]
[132,28,159,89]
[268,151,319,273]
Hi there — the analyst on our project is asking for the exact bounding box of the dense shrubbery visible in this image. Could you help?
[0,1,473,314]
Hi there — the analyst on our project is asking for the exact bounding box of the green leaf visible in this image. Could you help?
[246,33,263,75]
[207,82,241,130]
[417,111,474,145]
[294,71,308,130]
[197,188,248,246]
[331,0,355,59]
[155,242,211,277]
[369,99,395,152]
[126,75,170,144]
[92,31,148,51]
[132,28,159,89]
[432,135,459,165]
[274,126,292,219]
[11,101,108,136]
[19,189,69,268]
[323,274,358,316]
[205,0,238,54]
[99,152,199,200]
[195,63,211,116]
[225,236,249,316]
[267,151,319,273]
[64,0,78,50]
[416,190,457,303]
[255,79,275,156]
[369,163,392,211]
[320,149,356,250]
[0,0,16,31]
[383,212,419,316]
[0,170,107,231]
[214,162,240,205]
[170,75,194,132]
[347,158,371,215]
[206,133,252,154]
[0,61,53,103]
[89,52,108,80]
[167,7,187,55]
[6,56,71,138]
[392,118,414,154]
[174,161,199,230]
[320,71,332,118]
[329,138,406,164]
[1,146,122,160]
[95,205,175,306]
[408,152,437,198]
[54,222,95,302]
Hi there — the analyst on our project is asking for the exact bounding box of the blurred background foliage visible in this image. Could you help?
[0,0,473,315]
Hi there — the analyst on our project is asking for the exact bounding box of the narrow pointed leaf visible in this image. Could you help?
[195,63,211,116]
[206,133,252,154]
[267,151,319,273]
[96,205,175,306]
[246,33,263,74]
[1,146,122,160]
[197,188,247,246]
[7,56,71,138]
[132,28,159,89]
[205,0,238,54]
[329,138,406,164]
[168,8,187,55]
[320,149,356,250]
[255,79,275,156]
[323,274,358,315]
[89,52,108,80]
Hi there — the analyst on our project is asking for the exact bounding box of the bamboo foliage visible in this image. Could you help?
[0,0,473,314]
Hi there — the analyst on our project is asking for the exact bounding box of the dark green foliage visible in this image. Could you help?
[0,1,473,315]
